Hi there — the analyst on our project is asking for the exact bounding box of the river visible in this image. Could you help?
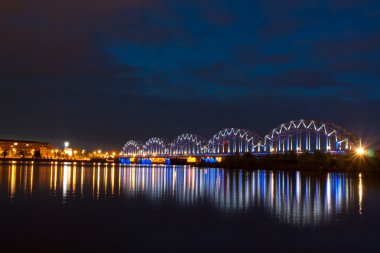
[0,161,379,252]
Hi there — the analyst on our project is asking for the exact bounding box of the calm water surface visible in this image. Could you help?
[0,161,379,252]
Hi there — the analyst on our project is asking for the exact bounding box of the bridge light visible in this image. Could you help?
[187,157,197,163]
[356,147,365,156]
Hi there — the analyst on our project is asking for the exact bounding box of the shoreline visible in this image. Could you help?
[0,156,379,173]
[193,162,380,173]
[0,157,113,164]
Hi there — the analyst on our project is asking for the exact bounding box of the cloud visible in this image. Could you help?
[0,0,181,78]
[329,59,380,79]
[1,0,380,148]
[263,70,350,88]
[312,32,380,60]
[236,45,294,66]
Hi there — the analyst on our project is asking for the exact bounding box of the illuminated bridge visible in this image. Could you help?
[121,119,360,159]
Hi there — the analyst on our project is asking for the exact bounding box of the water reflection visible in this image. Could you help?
[0,162,363,226]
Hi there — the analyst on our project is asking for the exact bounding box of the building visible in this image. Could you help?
[0,139,55,159]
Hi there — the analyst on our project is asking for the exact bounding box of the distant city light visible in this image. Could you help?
[64,141,70,148]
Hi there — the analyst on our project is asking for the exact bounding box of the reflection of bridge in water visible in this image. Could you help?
[122,119,361,159]
[0,162,363,226]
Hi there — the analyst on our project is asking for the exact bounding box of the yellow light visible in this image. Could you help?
[356,147,365,155]
[187,157,197,163]
[98,150,101,154]
[151,158,165,163]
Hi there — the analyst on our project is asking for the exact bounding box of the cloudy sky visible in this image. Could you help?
[1,0,379,150]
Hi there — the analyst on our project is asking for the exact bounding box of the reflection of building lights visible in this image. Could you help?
[2,164,359,226]
[358,173,363,215]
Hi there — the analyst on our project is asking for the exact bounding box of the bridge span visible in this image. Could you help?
[121,119,361,163]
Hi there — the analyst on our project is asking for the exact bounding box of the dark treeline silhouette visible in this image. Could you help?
[199,151,380,171]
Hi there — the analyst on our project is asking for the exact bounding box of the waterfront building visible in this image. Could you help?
[0,139,54,158]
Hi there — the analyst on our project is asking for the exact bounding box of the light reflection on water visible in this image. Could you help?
[0,162,362,226]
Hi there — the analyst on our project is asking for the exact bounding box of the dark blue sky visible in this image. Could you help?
[1,0,379,150]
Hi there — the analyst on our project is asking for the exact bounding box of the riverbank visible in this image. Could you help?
[196,152,380,172]
[0,157,118,164]
[1,152,379,172]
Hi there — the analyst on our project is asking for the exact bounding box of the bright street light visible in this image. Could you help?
[356,147,365,155]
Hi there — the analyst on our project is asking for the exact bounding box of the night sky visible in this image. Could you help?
[1,0,379,150]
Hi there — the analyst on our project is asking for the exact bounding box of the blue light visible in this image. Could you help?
[202,157,218,164]
[140,158,152,165]
[119,158,131,164]
[165,158,171,165]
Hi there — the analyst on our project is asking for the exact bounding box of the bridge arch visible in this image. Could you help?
[144,137,168,156]
[122,140,143,156]
[170,134,206,155]
[206,128,262,154]
[264,119,359,153]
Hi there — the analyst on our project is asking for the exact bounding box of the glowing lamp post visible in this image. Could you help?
[356,139,366,156]
[64,141,72,157]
